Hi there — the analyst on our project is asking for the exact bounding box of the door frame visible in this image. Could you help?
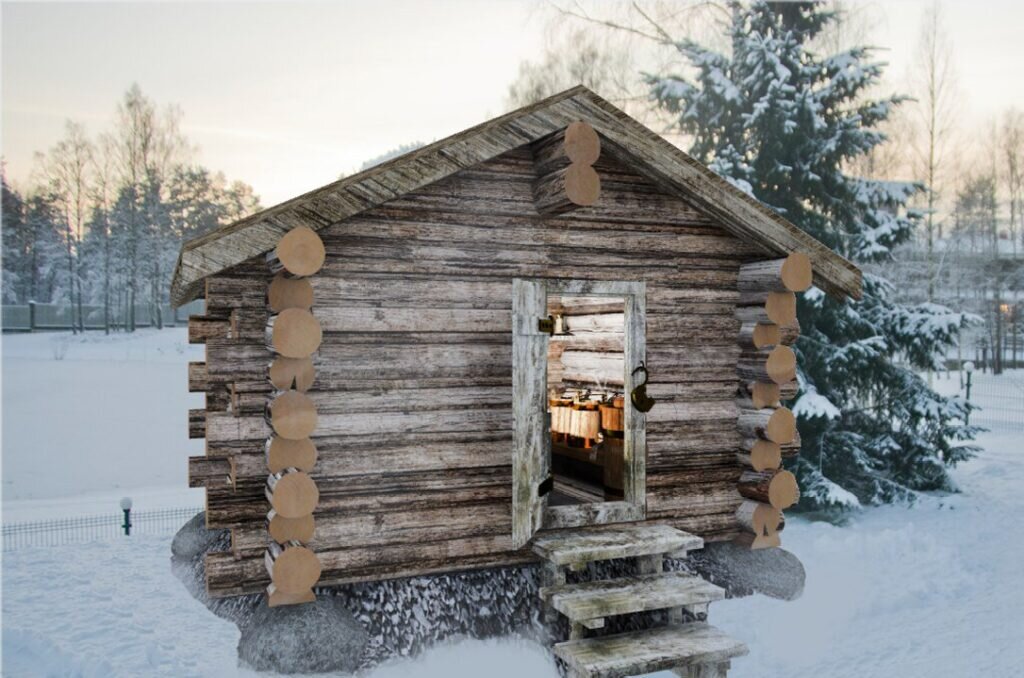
[538,279,648,531]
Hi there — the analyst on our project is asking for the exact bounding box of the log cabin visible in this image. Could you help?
[173,86,860,676]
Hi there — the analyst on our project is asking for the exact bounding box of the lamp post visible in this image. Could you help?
[120,497,133,536]
[963,361,975,426]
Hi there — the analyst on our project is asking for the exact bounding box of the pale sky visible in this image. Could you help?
[2,1,1021,207]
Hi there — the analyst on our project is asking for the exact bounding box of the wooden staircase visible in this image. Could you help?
[532,524,747,678]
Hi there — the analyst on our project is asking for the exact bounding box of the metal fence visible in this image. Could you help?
[2,507,201,552]
[2,299,205,332]
[964,371,1024,431]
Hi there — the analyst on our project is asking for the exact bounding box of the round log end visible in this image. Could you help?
[270,471,320,518]
[271,308,322,358]
[781,252,813,292]
[752,322,780,349]
[267,435,318,473]
[750,381,781,409]
[268,274,314,313]
[768,470,799,509]
[565,164,601,207]
[766,407,796,444]
[276,226,326,277]
[268,512,316,544]
[270,390,318,439]
[766,345,797,384]
[564,121,601,165]
[750,439,782,472]
[765,291,797,326]
[269,356,316,392]
[270,545,322,594]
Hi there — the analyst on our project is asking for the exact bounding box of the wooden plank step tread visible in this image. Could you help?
[532,524,702,566]
[554,622,748,678]
[541,572,725,622]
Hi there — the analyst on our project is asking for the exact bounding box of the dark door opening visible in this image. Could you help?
[546,295,626,506]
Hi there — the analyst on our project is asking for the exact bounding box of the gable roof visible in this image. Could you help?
[170,86,861,305]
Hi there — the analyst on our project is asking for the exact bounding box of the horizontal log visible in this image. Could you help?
[188,315,229,344]
[266,469,319,518]
[269,357,315,392]
[266,436,318,474]
[233,502,513,555]
[212,406,512,446]
[531,120,601,175]
[205,466,512,527]
[267,308,322,358]
[735,500,784,549]
[268,273,314,313]
[188,455,232,488]
[737,290,796,325]
[189,408,205,439]
[533,163,601,215]
[735,439,781,472]
[213,533,521,595]
[301,277,736,314]
[205,276,267,311]
[267,390,318,440]
[188,362,207,392]
[267,226,325,277]
[645,400,737,424]
[265,541,321,595]
[267,511,315,544]
[738,469,799,509]
[741,380,798,409]
[207,548,538,597]
[738,253,812,294]
[737,345,797,385]
[737,407,796,444]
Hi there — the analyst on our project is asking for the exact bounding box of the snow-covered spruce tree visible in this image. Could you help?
[646,1,977,509]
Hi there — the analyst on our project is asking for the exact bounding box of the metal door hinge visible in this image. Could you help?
[538,475,554,497]
[538,315,556,335]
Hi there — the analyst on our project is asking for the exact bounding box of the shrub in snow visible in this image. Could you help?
[646,1,979,510]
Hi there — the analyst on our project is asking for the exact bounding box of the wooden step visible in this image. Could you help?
[532,524,702,566]
[554,622,747,678]
[541,572,724,624]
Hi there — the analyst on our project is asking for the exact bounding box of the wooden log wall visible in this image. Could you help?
[733,253,810,549]
[548,296,626,393]
[190,144,771,598]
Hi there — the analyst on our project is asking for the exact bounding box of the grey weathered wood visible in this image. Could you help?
[171,86,860,305]
[531,525,700,566]
[511,279,549,548]
[672,661,731,678]
[540,572,724,623]
[553,622,748,678]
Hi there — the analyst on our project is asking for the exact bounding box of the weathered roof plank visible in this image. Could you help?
[170,86,861,305]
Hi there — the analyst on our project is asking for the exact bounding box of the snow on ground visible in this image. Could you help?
[1,329,206,513]
[2,331,1023,675]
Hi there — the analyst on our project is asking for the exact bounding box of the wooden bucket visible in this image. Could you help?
[599,403,624,432]
[570,401,600,446]
[549,398,573,435]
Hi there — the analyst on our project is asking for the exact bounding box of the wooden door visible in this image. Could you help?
[511,279,550,548]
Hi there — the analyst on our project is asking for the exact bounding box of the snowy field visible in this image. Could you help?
[2,329,205,519]
[3,330,1023,676]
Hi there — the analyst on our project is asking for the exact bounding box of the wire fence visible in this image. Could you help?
[1,299,205,332]
[2,507,201,552]
[966,371,1024,431]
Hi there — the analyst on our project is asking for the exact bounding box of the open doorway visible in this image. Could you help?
[546,295,626,507]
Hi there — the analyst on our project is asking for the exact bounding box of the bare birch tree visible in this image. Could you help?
[34,121,94,333]
[910,1,959,302]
